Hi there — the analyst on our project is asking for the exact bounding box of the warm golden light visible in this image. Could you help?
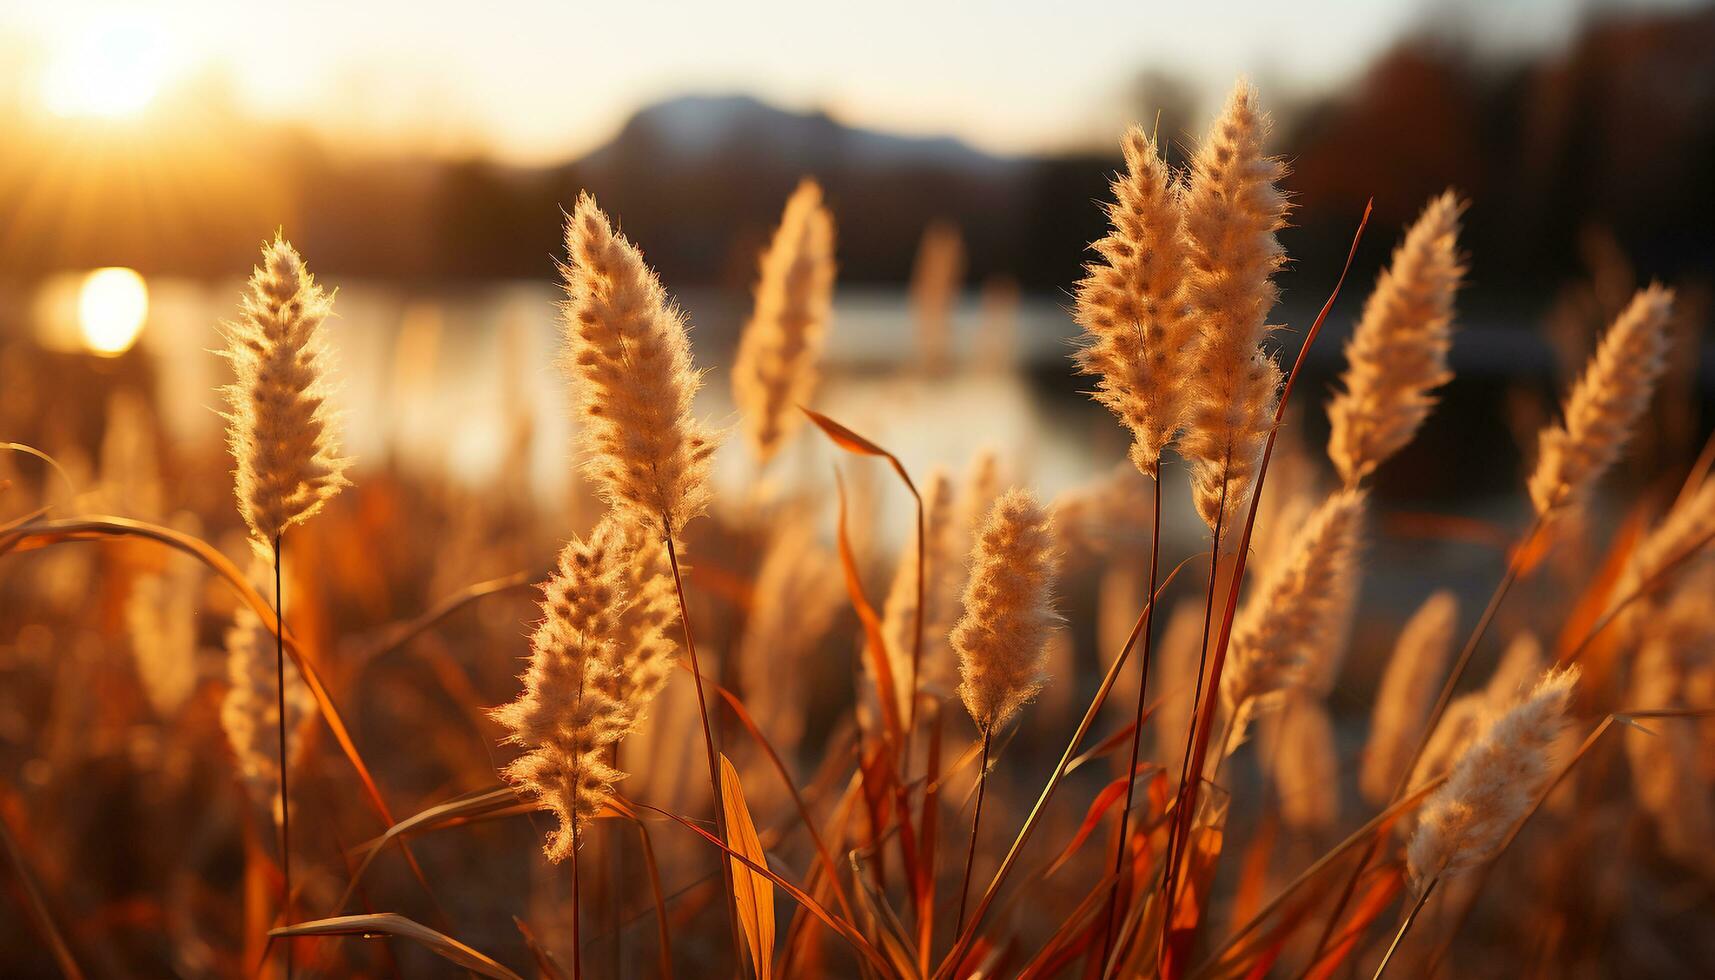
[78,267,149,355]
[40,12,173,119]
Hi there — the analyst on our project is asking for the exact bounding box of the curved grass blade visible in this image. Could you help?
[269,913,522,979]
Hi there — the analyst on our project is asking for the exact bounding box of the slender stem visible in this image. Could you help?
[1159,489,1227,954]
[904,483,927,768]
[1372,878,1437,980]
[935,552,1200,979]
[609,742,623,977]
[662,522,745,971]
[1099,466,1163,968]
[272,532,293,980]
[955,728,993,938]
[1307,515,1544,970]
[570,812,584,980]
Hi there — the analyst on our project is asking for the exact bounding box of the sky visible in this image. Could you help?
[0,0,1699,163]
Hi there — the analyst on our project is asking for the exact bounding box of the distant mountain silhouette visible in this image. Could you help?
[1,5,1712,302]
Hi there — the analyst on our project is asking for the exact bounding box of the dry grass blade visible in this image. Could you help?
[338,786,524,911]
[624,797,895,975]
[269,913,522,979]
[0,786,84,980]
[709,678,857,923]
[357,568,538,662]
[720,754,777,980]
[513,916,571,980]
[0,516,438,899]
[1161,199,1373,945]
[855,866,925,979]
[806,406,927,745]
[833,472,903,743]
[934,551,1201,979]
[1192,778,1445,978]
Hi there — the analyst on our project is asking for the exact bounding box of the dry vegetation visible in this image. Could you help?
[4,77,1715,979]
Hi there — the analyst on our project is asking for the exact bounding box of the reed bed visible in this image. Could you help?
[3,76,1714,980]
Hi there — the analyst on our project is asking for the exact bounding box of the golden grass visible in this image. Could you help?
[3,74,1712,980]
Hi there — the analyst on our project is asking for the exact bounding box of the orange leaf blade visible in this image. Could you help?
[721,754,776,980]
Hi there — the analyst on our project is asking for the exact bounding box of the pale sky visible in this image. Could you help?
[1,0,1697,162]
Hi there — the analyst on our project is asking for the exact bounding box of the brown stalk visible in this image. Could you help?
[1161,201,1374,956]
[955,727,994,937]
[661,521,746,969]
[272,532,294,979]
[1191,775,1446,978]
[0,516,440,910]
[0,784,84,979]
[1305,513,1545,971]
[1370,878,1436,980]
[1099,466,1164,966]
[933,551,1202,978]
[624,798,895,975]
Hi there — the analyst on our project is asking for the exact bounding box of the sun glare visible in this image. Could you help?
[79,267,149,355]
[41,13,173,119]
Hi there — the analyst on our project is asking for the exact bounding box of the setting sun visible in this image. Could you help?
[78,266,148,355]
[40,12,173,119]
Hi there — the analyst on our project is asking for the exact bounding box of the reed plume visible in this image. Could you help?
[1620,473,1715,609]
[127,555,201,718]
[1625,597,1715,874]
[1178,80,1291,534]
[221,557,313,816]
[598,522,678,729]
[741,517,843,747]
[560,193,719,535]
[732,180,837,464]
[1221,489,1366,752]
[911,220,965,374]
[1051,462,1154,559]
[493,516,651,860]
[1327,191,1466,487]
[1073,126,1196,475]
[1361,591,1460,804]
[953,488,1062,734]
[1407,666,1580,885]
[1273,694,1340,831]
[1528,285,1674,516]
[219,235,350,547]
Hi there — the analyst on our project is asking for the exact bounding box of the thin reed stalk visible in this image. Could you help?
[1371,878,1437,980]
[569,802,583,980]
[1306,513,1545,969]
[1099,470,1163,966]
[273,532,293,979]
[934,553,1201,978]
[662,525,745,967]
[1161,199,1373,958]
[955,728,993,937]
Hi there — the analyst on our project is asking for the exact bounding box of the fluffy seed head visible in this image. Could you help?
[492,514,664,860]
[1327,191,1466,487]
[953,488,1062,733]
[220,236,350,546]
[1178,80,1291,535]
[1361,590,1460,804]
[1528,285,1673,516]
[1222,489,1367,751]
[1073,127,1197,475]
[1619,475,1715,615]
[1407,666,1580,886]
[881,469,957,716]
[1274,695,1340,831]
[561,193,719,535]
[732,180,837,463]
